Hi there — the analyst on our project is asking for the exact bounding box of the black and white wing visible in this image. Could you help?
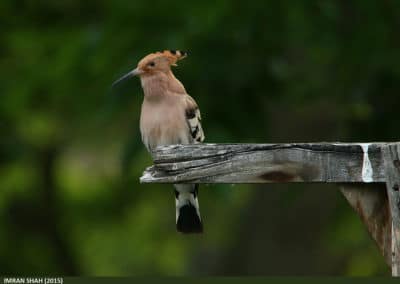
[184,95,205,143]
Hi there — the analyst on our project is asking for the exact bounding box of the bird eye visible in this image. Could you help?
[148,62,155,67]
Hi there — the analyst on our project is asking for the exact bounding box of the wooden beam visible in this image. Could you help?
[140,142,400,273]
[383,143,400,276]
[339,184,391,267]
[141,143,386,184]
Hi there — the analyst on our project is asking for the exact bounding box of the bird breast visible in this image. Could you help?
[140,96,190,152]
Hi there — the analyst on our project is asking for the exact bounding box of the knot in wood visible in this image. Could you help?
[393,159,400,170]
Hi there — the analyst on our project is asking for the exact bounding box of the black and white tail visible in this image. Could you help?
[174,184,203,233]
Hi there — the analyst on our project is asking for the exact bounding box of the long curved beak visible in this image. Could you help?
[112,68,143,88]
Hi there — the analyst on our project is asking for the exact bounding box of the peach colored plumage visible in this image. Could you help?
[113,50,205,233]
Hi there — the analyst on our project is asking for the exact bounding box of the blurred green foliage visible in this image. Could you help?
[1,0,399,276]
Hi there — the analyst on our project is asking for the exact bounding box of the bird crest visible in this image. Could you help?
[138,50,187,68]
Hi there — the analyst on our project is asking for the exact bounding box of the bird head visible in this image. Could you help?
[112,50,187,87]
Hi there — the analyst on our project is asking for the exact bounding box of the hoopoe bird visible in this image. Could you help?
[112,50,205,233]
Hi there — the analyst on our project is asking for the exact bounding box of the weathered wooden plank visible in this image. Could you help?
[141,143,386,184]
[383,143,400,276]
[340,184,391,266]
[140,142,398,272]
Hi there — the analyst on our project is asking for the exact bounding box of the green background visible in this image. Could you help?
[1,0,399,276]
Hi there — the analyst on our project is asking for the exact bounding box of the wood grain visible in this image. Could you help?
[383,144,400,276]
[141,143,385,184]
[340,184,391,266]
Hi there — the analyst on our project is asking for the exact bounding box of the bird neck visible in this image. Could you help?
[140,70,186,101]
